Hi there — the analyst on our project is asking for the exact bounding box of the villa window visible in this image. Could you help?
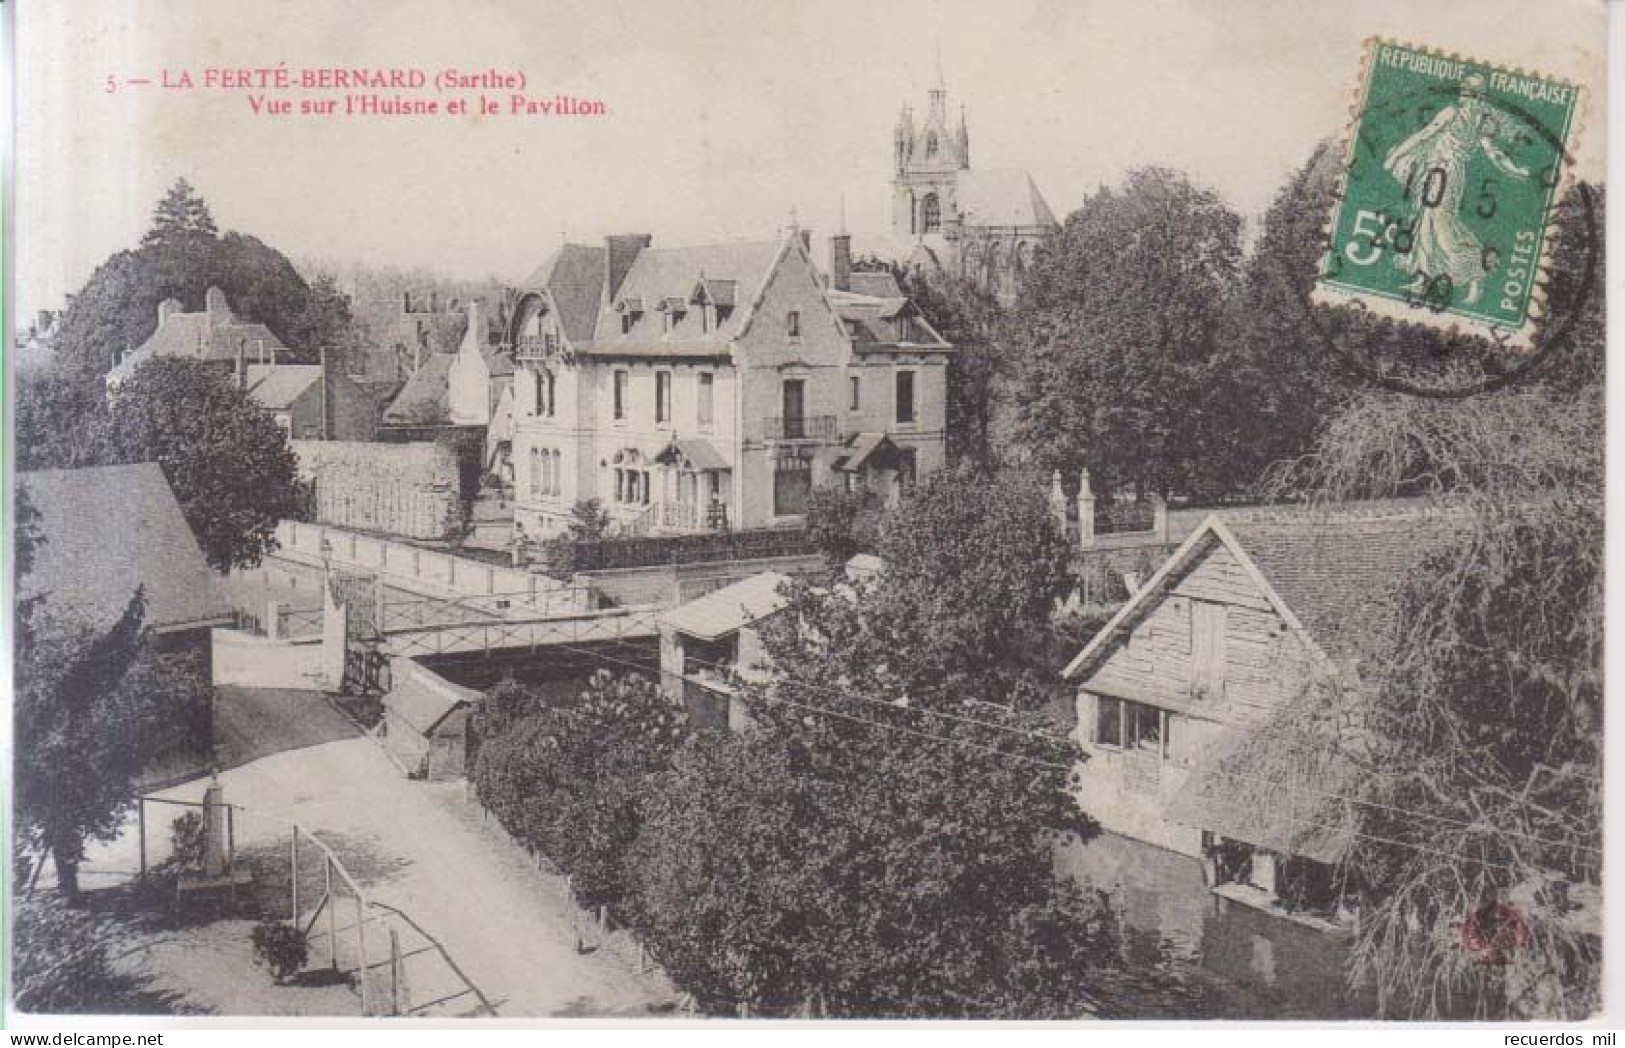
[895,370,916,424]
[786,309,801,338]
[613,370,628,420]
[697,372,714,426]
[849,375,861,411]
[656,371,672,424]
[773,451,812,517]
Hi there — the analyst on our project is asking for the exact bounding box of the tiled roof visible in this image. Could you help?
[1221,501,1464,661]
[18,462,232,633]
[654,438,729,471]
[956,168,1059,229]
[834,432,905,472]
[829,291,951,353]
[385,659,478,736]
[1165,710,1358,864]
[520,243,606,345]
[660,571,791,642]
[383,354,455,425]
[847,271,902,298]
[590,240,783,352]
[244,364,323,411]
[111,290,290,382]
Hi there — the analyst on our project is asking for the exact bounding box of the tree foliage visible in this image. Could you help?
[102,357,306,571]
[630,573,1114,1017]
[869,464,1072,707]
[1004,167,1243,498]
[53,181,320,382]
[142,178,218,246]
[803,483,878,567]
[472,671,687,908]
[14,587,151,900]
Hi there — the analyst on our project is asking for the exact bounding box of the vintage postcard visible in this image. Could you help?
[6,0,1609,1031]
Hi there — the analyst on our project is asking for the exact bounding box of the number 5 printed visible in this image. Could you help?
[1343,210,1386,266]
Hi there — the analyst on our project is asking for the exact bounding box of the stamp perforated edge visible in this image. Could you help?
[1309,36,1590,353]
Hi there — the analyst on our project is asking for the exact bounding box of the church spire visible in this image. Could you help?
[928,38,947,121]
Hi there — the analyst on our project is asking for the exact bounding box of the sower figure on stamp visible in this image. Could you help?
[1383,72,1533,305]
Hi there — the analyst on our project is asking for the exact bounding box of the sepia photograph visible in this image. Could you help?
[5,0,1611,1030]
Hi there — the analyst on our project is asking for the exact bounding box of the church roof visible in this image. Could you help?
[956,168,1058,230]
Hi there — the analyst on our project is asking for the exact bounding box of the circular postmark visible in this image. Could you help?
[1288,73,1598,399]
[1460,890,1531,965]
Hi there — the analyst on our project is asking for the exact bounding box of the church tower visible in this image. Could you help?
[892,56,968,242]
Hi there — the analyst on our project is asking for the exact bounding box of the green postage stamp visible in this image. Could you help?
[1315,39,1583,347]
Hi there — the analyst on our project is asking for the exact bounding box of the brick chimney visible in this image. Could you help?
[402,290,412,314]
[829,233,852,293]
[604,234,652,303]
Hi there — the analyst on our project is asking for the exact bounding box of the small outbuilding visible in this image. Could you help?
[381,658,478,780]
[658,571,791,731]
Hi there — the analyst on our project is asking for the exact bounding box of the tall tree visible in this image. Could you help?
[52,230,316,382]
[101,357,306,571]
[15,588,150,901]
[868,463,1073,708]
[141,178,218,247]
[1004,167,1244,499]
[631,578,1116,1018]
[900,269,1002,465]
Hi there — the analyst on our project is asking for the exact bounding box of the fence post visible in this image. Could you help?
[357,895,370,1015]
[390,927,402,1016]
[291,830,300,923]
[326,858,338,970]
[1077,469,1096,551]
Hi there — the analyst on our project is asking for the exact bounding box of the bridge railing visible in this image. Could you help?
[383,607,663,659]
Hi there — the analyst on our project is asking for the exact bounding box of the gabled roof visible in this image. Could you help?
[386,659,479,736]
[956,167,1058,229]
[654,438,729,472]
[1063,499,1458,681]
[244,364,323,411]
[111,290,290,381]
[833,432,905,473]
[18,463,232,633]
[660,571,792,642]
[829,291,952,354]
[383,353,455,425]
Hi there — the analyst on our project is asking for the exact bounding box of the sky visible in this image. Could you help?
[16,0,1606,319]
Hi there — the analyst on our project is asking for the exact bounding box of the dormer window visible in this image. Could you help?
[614,296,644,336]
[659,296,686,334]
[926,132,939,159]
[787,309,801,338]
[897,316,914,342]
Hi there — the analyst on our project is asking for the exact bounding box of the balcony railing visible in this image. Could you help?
[659,500,729,532]
[760,415,838,441]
